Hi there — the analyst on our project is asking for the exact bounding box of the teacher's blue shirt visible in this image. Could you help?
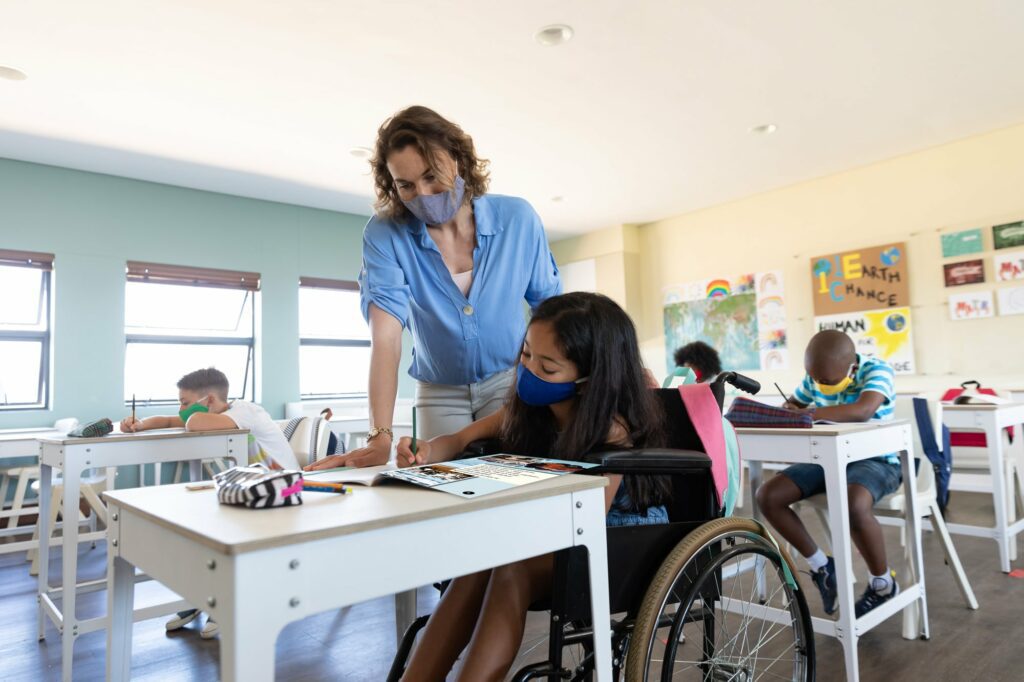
[359,194,562,385]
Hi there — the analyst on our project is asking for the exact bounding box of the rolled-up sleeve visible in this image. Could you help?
[524,210,562,309]
[359,222,410,328]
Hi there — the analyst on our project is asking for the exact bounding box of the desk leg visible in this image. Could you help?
[985,418,1013,572]
[900,447,928,641]
[106,554,135,682]
[822,455,860,682]
[394,589,417,644]
[219,600,281,682]
[574,489,612,681]
[747,462,768,600]
[37,463,52,641]
[60,464,82,682]
[189,459,202,483]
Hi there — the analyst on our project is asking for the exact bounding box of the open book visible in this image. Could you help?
[304,454,598,498]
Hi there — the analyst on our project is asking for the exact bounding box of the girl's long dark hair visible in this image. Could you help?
[501,292,670,510]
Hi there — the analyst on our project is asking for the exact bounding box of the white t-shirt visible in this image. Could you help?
[223,401,300,470]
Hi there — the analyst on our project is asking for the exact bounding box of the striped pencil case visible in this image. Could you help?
[213,464,304,509]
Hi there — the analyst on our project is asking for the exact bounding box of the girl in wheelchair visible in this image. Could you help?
[395,292,669,681]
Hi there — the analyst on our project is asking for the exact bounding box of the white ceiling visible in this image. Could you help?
[2,1,1023,239]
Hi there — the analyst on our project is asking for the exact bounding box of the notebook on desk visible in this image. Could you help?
[305,455,599,498]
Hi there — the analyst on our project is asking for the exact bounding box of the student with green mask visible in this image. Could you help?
[756,330,902,619]
[119,367,300,640]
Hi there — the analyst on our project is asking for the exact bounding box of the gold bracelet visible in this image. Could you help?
[366,426,394,442]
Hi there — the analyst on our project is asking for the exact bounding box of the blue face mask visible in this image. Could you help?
[516,364,588,407]
[402,174,466,225]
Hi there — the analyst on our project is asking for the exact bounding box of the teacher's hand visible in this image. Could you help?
[396,437,430,468]
[303,438,392,471]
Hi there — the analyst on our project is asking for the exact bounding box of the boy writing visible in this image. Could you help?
[756,330,902,617]
[120,367,299,637]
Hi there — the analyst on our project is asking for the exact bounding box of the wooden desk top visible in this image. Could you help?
[39,427,248,446]
[734,419,909,437]
[104,467,606,555]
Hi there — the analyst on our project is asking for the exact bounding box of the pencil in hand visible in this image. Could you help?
[411,406,417,455]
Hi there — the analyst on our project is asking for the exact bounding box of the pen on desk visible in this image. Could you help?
[774,382,791,405]
[411,406,417,455]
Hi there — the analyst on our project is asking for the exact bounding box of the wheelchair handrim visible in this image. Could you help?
[628,523,813,682]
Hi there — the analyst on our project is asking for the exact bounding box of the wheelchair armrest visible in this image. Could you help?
[583,448,711,476]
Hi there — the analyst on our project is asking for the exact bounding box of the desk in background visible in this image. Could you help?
[942,402,1024,572]
[37,428,247,682]
[736,420,924,682]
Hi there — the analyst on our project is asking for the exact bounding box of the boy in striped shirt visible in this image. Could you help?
[756,330,902,618]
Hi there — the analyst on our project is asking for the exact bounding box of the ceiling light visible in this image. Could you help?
[0,65,27,81]
[749,123,777,135]
[534,25,574,47]
[349,146,373,159]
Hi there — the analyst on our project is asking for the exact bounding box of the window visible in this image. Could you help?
[125,261,258,405]
[299,277,370,399]
[0,249,52,409]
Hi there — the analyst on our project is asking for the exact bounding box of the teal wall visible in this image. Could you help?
[0,157,415,435]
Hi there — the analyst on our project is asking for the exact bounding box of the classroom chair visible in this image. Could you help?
[25,441,110,576]
[801,396,978,634]
[275,416,332,468]
[1,418,79,535]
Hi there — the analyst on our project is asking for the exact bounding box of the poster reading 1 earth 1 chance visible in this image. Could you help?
[809,243,915,374]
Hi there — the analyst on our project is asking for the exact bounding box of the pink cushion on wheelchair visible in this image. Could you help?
[678,383,727,510]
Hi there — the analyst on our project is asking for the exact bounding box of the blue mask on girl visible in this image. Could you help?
[402,175,466,225]
[515,364,588,407]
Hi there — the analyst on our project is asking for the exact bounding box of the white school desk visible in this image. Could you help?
[37,428,248,682]
[0,427,64,458]
[0,428,65,551]
[942,402,1024,573]
[736,420,925,682]
[104,472,614,682]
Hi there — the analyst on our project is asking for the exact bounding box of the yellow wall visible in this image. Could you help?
[554,122,1024,392]
[550,224,643,312]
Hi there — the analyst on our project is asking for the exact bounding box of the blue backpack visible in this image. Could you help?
[912,398,952,515]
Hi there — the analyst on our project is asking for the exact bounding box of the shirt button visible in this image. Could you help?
[463,305,474,316]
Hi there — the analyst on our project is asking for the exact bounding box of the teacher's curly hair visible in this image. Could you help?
[371,105,491,220]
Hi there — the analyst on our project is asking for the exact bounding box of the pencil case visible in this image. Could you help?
[724,397,813,428]
[213,464,304,509]
[67,418,114,438]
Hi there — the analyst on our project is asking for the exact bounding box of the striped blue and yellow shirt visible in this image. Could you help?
[792,353,898,465]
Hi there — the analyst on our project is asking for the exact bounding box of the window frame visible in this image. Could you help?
[124,263,259,407]
[298,277,370,401]
[0,259,51,411]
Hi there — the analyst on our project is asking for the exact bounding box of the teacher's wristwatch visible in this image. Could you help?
[366,426,394,443]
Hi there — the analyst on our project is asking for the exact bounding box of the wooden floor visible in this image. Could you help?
[2,488,1023,681]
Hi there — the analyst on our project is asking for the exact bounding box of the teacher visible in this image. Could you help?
[306,105,561,469]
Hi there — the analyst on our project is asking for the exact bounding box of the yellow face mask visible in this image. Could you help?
[815,364,855,396]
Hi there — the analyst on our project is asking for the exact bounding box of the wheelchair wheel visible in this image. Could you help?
[625,517,814,682]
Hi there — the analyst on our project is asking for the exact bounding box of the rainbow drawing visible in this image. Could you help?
[706,279,731,298]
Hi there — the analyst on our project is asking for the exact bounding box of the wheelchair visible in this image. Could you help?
[388,372,815,681]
